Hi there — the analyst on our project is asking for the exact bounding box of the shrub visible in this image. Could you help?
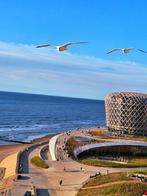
[31,156,49,169]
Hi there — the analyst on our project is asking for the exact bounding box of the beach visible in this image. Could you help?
[0,133,54,162]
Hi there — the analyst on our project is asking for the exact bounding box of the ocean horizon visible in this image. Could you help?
[0,91,105,144]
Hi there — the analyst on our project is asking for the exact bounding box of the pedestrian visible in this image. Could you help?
[19,165,22,173]
[81,167,85,172]
[59,180,62,186]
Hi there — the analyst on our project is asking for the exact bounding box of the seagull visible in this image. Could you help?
[106,48,147,54]
[36,42,88,52]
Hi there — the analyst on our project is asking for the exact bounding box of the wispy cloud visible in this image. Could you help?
[0,41,146,99]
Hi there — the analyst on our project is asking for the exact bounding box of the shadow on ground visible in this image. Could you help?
[37,188,50,196]
[18,175,30,180]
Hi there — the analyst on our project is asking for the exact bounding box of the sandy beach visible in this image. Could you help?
[0,133,55,162]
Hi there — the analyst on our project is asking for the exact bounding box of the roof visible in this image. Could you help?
[106,92,147,99]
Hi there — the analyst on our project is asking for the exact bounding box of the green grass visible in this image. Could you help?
[83,172,130,187]
[31,156,49,169]
[130,169,147,175]
[80,158,147,168]
[77,182,147,196]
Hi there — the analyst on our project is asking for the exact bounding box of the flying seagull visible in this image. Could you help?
[36,42,88,52]
[106,48,147,54]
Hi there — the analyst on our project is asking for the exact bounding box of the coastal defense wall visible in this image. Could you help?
[105,92,147,136]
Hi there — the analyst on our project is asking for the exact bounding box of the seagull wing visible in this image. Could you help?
[127,48,135,51]
[62,42,88,48]
[36,43,55,48]
[137,49,147,53]
[106,48,122,54]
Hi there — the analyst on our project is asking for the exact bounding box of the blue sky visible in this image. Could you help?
[0,0,147,99]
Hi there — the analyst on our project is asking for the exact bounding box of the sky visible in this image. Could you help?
[0,0,147,100]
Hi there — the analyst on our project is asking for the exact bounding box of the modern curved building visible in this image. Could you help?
[105,92,147,136]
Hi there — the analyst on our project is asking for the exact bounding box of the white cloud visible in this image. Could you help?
[0,41,146,99]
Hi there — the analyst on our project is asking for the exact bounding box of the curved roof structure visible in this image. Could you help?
[105,92,147,99]
[74,141,147,158]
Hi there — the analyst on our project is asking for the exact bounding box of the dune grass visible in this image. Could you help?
[78,172,147,195]
[88,129,110,138]
[80,158,147,168]
[83,172,130,187]
[31,156,49,169]
[78,182,147,196]
[65,137,99,158]
[89,128,147,142]
[65,137,89,157]
[130,169,147,175]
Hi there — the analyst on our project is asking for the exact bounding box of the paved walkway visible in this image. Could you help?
[48,131,147,195]
[12,142,50,196]
[10,131,147,196]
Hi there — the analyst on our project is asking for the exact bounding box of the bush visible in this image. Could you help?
[31,156,49,169]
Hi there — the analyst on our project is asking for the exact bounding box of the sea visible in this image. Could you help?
[0,91,105,144]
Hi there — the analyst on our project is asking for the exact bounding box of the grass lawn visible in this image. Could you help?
[77,181,147,196]
[80,158,147,168]
[88,128,147,142]
[78,172,147,196]
[130,169,147,175]
[31,156,49,169]
[83,172,130,187]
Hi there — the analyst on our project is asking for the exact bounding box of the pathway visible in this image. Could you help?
[10,130,147,196]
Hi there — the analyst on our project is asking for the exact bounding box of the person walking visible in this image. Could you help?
[59,180,63,186]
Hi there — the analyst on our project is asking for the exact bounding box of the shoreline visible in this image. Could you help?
[0,132,58,147]
[0,132,56,163]
[0,127,102,162]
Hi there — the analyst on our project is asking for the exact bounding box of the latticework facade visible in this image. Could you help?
[105,92,147,136]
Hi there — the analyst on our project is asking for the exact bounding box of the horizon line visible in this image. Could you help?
[0,90,104,102]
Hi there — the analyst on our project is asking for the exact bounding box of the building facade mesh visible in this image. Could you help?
[105,92,147,135]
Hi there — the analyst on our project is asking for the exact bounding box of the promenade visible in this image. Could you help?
[48,131,147,196]
[2,129,146,196]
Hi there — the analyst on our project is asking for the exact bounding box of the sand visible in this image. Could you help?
[0,133,54,163]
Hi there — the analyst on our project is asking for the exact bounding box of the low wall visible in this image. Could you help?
[49,134,62,161]
[39,145,49,160]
